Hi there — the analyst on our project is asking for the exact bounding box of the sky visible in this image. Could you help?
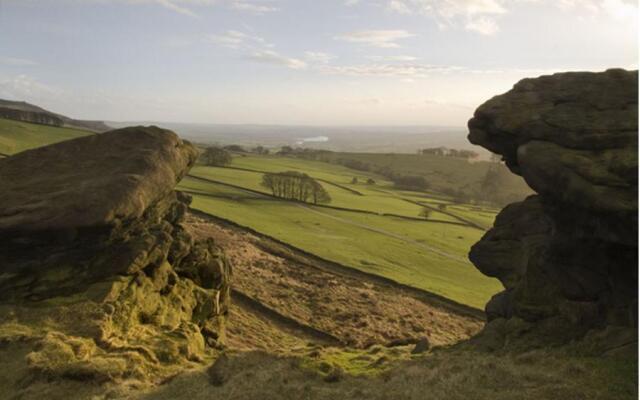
[0,0,637,126]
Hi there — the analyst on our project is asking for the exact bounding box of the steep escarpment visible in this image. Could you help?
[467,69,637,347]
[0,126,231,387]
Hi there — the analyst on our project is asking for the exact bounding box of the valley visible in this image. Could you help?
[178,152,504,309]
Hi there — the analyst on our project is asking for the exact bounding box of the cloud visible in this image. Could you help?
[156,0,198,17]
[304,51,335,64]
[387,0,411,14]
[0,74,61,102]
[335,30,415,48]
[319,63,463,78]
[60,0,278,17]
[385,0,637,35]
[208,30,268,49]
[0,57,38,66]
[464,16,499,35]
[385,0,506,35]
[230,1,278,14]
[367,55,418,61]
[248,50,307,69]
[344,0,361,6]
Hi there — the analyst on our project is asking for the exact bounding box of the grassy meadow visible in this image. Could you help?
[179,153,504,309]
[0,118,92,155]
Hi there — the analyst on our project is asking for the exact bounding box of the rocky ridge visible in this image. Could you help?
[0,126,231,384]
[467,69,638,348]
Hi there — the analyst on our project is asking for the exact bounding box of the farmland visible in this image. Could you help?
[179,153,504,309]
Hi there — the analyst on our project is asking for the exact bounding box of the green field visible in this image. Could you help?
[0,120,503,308]
[0,118,92,155]
[181,154,504,308]
[307,151,532,206]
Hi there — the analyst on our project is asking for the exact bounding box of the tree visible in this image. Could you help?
[366,178,376,185]
[438,203,447,211]
[252,146,269,155]
[393,175,429,191]
[261,171,331,204]
[351,177,358,184]
[419,207,432,219]
[202,146,232,167]
[279,146,294,155]
[224,144,245,152]
[310,179,331,204]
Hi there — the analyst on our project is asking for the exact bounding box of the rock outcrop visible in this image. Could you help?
[467,69,638,345]
[0,126,231,383]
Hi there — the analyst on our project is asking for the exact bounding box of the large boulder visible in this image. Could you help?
[0,126,232,384]
[467,69,638,345]
[0,125,198,232]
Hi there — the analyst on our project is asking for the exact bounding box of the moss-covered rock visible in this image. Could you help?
[0,126,232,387]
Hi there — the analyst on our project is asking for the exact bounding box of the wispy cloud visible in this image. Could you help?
[69,0,278,18]
[248,50,307,69]
[319,63,463,78]
[156,0,198,17]
[0,57,38,66]
[304,51,336,64]
[0,74,61,101]
[385,0,506,35]
[387,0,411,14]
[335,30,415,48]
[385,0,637,35]
[207,30,269,49]
[366,55,418,61]
[230,1,278,14]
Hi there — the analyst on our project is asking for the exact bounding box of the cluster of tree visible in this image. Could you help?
[420,147,478,159]
[201,146,232,166]
[223,144,246,153]
[337,159,371,172]
[440,187,473,204]
[278,145,294,155]
[252,146,270,155]
[261,171,331,204]
[275,146,334,159]
[392,175,430,191]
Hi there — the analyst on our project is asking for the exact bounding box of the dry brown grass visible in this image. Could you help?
[185,214,482,348]
[132,346,637,400]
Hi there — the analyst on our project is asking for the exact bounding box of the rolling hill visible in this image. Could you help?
[0,117,93,156]
[0,99,110,132]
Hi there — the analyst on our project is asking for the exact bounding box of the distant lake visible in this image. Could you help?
[296,136,329,145]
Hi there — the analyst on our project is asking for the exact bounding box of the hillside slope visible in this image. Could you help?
[311,151,532,206]
[0,99,110,132]
[0,118,92,155]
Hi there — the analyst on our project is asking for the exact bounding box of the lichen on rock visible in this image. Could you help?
[0,126,232,385]
[467,69,638,349]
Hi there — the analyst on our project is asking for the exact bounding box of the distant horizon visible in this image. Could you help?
[1,1,637,125]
